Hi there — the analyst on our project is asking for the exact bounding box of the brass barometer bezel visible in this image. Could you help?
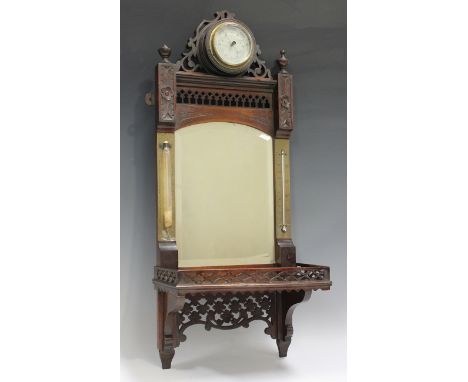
[199,19,256,76]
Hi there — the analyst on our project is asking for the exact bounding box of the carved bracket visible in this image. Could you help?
[156,284,329,368]
[158,292,186,369]
[276,290,312,357]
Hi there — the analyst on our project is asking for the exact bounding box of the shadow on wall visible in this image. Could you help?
[122,322,295,376]
[121,79,157,363]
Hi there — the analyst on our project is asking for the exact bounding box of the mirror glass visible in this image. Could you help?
[175,122,275,267]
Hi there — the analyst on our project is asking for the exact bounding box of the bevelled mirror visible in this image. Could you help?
[151,10,331,369]
[176,122,275,267]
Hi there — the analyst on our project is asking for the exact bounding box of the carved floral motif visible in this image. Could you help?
[160,87,173,100]
[280,95,291,129]
[158,64,175,122]
[277,73,293,136]
[160,86,174,120]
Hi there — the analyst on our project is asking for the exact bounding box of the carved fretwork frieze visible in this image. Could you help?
[276,73,294,138]
[178,293,273,341]
[176,10,272,79]
[180,268,327,285]
[157,63,176,124]
[153,265,330,291]
[155,268,178,285]
[176,88,272,109]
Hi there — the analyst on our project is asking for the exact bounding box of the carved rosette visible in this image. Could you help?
[277,73,293,137]
[176,10,272,79]
[157,63,176,124]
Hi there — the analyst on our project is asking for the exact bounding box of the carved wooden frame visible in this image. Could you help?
[150,11,331,369]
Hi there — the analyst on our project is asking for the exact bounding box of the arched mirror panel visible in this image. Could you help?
[175,122,275,267]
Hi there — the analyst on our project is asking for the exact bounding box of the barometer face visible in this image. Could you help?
[204,20,256,75]
[211,22,253,66]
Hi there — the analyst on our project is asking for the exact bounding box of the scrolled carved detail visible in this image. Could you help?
[176,10,272,79]
[177,10,233,73]
[178,293,273,340]
[247,45,272,79]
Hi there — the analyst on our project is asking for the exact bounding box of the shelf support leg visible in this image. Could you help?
[157,291,185,369]
[275,290,312,357]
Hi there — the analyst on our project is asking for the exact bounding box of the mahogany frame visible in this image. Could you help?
[150,10,331,369]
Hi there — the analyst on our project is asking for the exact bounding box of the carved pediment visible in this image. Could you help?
[176,10,272,79]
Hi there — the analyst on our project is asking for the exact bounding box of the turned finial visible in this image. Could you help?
[277,49,288,73]
[158,44,172,63]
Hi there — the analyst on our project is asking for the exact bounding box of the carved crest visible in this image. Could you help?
[176,10,272,79]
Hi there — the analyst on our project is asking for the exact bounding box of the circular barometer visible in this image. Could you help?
[201,20,256,75]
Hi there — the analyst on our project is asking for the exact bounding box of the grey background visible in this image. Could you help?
[121,1,346,380]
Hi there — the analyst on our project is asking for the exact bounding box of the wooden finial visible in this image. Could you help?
[277,49,288,73]
[158,44,172,63]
